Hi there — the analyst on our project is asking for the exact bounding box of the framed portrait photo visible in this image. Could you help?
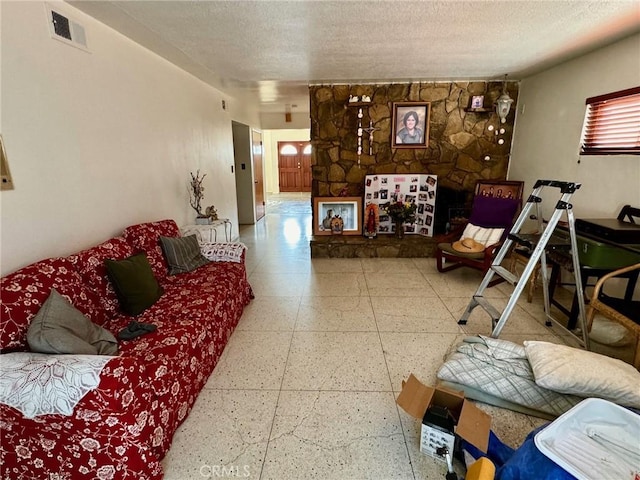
[470,95,485,109]
[391,102,430,149]
[313,197,363,236]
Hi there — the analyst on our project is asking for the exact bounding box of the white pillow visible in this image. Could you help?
[589,316,633,347]
[524,341,640,408]
[460,223,504,247]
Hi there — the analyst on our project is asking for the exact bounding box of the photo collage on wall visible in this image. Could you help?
[364,174,438,236]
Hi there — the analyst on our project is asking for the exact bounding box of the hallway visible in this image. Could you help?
[162,193,569,479]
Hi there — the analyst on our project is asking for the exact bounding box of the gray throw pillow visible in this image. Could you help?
[159,234,210,275]
[27,289,118,355]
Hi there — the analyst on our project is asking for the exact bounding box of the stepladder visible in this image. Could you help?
[457,180,590,348]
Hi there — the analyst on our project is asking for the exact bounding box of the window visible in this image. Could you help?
[580,86,640,155]
[280,144,297,155]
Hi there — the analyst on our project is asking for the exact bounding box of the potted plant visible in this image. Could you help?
[384,201,417,239]
[189,170,210,224]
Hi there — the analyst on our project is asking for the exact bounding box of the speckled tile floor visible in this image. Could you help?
[161,193,629,480]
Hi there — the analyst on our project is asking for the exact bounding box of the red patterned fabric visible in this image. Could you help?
[122,220,181,283]
[0,258,106,351]
[1,357,164,480]
[1,221,253,479]
[68,237,135,320]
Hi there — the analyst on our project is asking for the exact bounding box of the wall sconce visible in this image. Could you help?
[495,74,514,123]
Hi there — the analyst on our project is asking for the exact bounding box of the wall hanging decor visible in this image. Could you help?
[346,96,377,166]
[391,102,430,148]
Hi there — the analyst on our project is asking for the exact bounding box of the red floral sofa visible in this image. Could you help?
[0,220,253,479]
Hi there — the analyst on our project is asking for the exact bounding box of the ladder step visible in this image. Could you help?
[491,266,518,285]
[474,296,502,322]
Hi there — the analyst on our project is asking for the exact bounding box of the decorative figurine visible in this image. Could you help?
[330,215,344,235]
[364,203,379,238]
[205,205,218,221]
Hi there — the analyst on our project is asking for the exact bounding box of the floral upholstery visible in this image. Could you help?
[68,237,135,320]
[123,219,181,283]
[0,356,164,480]
[0,257,106,351]
[0,220,253,479]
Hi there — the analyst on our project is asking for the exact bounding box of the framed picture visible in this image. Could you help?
[470,95,484,109]
[0,134,13,191]
[475,180,524,200]
[313,197,363,236]
[391,102,430,149]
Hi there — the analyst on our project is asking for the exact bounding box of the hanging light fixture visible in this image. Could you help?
[495,74,514,123]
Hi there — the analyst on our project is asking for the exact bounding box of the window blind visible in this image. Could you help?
[580,86,640,155]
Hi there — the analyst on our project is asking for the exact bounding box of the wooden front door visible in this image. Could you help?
[252,130,265,221]
[278,141,312,192]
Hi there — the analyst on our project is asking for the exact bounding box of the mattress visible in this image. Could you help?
[436,336,583,419]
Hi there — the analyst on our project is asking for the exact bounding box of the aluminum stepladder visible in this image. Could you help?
[457,180,589,348]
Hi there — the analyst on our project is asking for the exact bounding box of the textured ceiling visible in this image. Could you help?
[70,1,640,113]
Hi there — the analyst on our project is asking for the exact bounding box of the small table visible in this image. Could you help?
[182,219,232,243]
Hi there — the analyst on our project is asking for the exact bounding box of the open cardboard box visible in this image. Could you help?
[396,374,491,462]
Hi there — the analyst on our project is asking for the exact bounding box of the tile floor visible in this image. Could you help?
[161,193,584,479]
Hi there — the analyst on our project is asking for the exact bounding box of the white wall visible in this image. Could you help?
[0,2,260,275]
[260,112,310,130]
[262,129,310,194]
[510,33,640,219]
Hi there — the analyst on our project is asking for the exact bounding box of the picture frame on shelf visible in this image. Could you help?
[470,95,485,109]
[313,197,363,236]
[391,102,430,149]
[475,180,524,200]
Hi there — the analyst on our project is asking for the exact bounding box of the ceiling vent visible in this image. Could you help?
[45,4,89,52]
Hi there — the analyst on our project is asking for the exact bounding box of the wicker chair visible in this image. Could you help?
[586,262,640,370]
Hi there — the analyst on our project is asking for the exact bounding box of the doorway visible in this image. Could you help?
[277,141,311,192]
[252,130,265,221]
[233,122,265,225]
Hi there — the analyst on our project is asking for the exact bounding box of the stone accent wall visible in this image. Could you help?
[310,82,518,197]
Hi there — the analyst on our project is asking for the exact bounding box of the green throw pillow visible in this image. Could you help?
[27,289,118,355]
[159,234,209,275]
[105,253,164,316]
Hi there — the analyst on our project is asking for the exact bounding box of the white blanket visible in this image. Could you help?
[200,242,246,263]
[0,352,113,418]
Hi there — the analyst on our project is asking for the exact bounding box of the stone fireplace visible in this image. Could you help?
[309,81,518,257]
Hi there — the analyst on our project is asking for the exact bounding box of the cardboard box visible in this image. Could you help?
[396,374,491,461]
